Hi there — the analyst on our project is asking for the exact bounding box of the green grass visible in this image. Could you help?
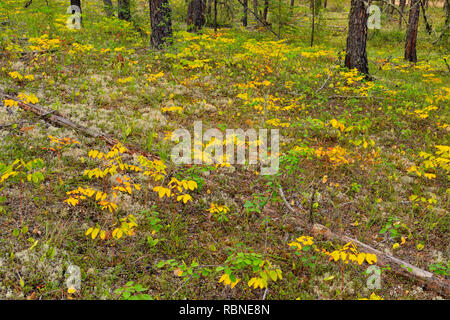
[0,0,448,300]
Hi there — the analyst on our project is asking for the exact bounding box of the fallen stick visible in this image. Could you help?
[2,93,158,159]
[278,186,450,297]
[311,224,450,297]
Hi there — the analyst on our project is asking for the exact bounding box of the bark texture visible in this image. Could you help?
[149,0,173,49]
[187,0,206,32]
[345,0,369,75]
[405,0,420,62]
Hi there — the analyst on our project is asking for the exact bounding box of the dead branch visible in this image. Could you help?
[2,93,158,160]
[279,186,450,297]
[236,0,279,38]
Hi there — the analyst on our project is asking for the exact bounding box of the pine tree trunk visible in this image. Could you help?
[187,0,205,32]
[345,0,369,75]
[149,0,173,49]
[405,0,420,62]
[118,0,131,21]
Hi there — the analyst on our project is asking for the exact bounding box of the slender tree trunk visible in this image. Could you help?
[253,0,259,25]
[263,0,269,22]
[149,0,173,49]
[187,0,206,32]
[420,0,432,35]
[118,0,131,21]
[243,0,248,26]
[445,0,450,25]
[405,0,420,62]
[214,0,217,32]
[102,0,114,17]
[399,0,406,28]
[311,0,315,47]
[345,0,369,75]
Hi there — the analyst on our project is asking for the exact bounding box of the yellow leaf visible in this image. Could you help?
[365,253,377,264]
[91,228,100,239]
[68,287,76,294]
[356,253,365,265]
[85,227,93,236]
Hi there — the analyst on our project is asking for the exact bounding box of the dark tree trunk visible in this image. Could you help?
[291,0,294,6]
[263,0,269,22]
[214,0,217,32]
[118,0,131,21]
[311,0,315,47]
[445,0,450,25]
[345,0,369,75]
[149,0,173,49]
[102,0,114,17]
[187,0,206,32]
[405,0,420,62]
[243,0,248,26]
[323,0,327,8]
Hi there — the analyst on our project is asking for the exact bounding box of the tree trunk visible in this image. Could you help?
[345,0,369,75]
[311,0,315,47]
[102,0,114,17]
[405,0,420,62]
[243,0,248,26]
[263,0,269,22]
[187,0,205,32]
[399,0,406,28]
[253,0,259,25]
[118,0,131,21]
[214,0,217,32]
[149,0,173,49]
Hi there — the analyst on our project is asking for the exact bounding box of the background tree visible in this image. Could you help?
[187,0,206,32]
[149,0,173,49]
[102,0,114,17]
[253,0,259,25]
[263,0,269,22]
[118,0,131,21]
[405,0,420,62]
[345,0,369,75]
[243,0,248,26]
[399,0,406,28]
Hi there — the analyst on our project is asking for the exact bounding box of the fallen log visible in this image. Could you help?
[279,187,450,297]
[2,93,158,160]
[311,224,450,297]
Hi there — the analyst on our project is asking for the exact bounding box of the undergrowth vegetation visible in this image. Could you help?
[0,0,448,300]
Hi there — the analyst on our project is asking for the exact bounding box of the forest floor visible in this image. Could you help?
[0,0,448,300]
